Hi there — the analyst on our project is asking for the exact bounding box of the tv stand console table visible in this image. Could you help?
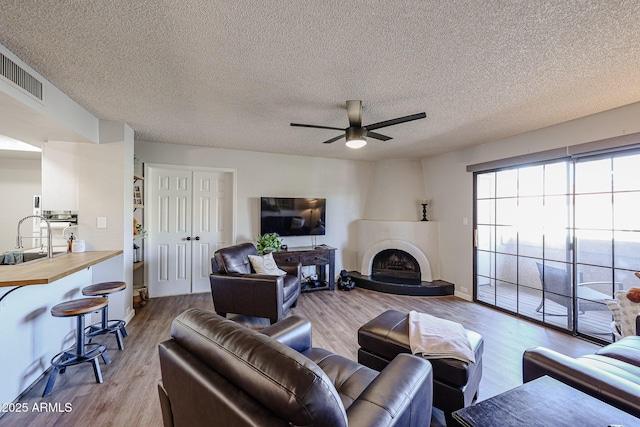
[272,245,336,291]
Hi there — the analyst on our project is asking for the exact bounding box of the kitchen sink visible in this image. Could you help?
[23,252,50,262]
[1,251,66,265]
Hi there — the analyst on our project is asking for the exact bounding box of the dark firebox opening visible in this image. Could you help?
[371,249,421,285]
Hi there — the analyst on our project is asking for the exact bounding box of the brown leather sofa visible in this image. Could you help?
[209,242,301,324]
[158,308,434,427]
[523,335,640,417]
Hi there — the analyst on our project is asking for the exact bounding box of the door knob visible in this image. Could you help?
[195,236,200,241]
[186,236,191,241]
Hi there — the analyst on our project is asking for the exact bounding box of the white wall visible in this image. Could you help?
[79,120,135,321]
[422,101,640,300]
[42,142,80,211]
[364,158,427,221]
[135,141,373,274]
[39,122,134,321]
[0,157,41,251]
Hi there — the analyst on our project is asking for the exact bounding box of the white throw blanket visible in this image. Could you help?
[408,310,476,364]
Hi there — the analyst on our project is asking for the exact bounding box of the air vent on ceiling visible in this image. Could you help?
[0,52,43,101]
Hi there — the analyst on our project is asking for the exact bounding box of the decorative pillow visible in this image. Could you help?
[614,289,640,337]
[248,253,287,276]
[627,287,640,303]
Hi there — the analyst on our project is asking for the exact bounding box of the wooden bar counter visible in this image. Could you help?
[0,250,123,287]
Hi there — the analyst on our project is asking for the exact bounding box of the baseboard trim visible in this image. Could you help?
[124,309,135,324]
[454,291,472,301]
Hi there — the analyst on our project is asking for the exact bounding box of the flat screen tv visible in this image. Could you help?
[260,197,326,236]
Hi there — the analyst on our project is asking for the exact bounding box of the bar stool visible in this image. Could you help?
[82,281,128,350]
[43,297,111,397]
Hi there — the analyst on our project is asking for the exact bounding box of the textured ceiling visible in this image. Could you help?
[1,0,640,161]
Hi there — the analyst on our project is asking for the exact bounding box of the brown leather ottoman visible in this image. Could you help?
[358,309,483,425]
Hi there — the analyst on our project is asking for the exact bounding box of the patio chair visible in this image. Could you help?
[535,262,616,329]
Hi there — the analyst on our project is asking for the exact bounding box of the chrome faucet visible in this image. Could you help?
[17,215,53,259]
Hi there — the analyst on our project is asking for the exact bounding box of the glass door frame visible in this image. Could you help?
[473,149,640,343]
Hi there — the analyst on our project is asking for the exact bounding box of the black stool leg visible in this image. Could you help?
[102,349,111,365]
[59,352,71,374]
[114,329,124,350]
[76,315,86,357]
[105,301,124,350]
[103,300,125,350]
[105,297,128,343]
[43,367,60,397]
[91,358,103,384]
[101,302,109,329]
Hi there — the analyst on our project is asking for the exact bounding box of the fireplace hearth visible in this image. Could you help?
[349,271,454,296]
[355,220,454,296]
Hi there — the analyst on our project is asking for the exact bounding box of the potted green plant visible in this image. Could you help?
[135,222,148,239]
[256,233,283,254]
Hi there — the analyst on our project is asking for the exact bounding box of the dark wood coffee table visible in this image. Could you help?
[452,375,638,427]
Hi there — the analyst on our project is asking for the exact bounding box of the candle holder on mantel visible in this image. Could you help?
[420,200,429,221]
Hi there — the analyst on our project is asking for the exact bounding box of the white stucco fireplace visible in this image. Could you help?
[356,219,440,282]
[350,159,451,295]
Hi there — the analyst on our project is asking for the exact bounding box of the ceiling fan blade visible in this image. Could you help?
[322,134,345,144]
[364,112,427,131]
[367,131,392,141]
[346,100,362,128]
[291,123,345,131]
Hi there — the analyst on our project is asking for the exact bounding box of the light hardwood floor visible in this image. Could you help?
[1,288,601,426]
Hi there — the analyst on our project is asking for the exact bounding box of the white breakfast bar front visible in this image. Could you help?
[0,250,123,406]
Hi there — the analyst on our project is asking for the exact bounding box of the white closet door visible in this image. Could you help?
[147,165,235,298]
[191,170,234,293]
[148,167,193,297]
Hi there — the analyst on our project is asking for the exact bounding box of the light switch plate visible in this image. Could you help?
[97,217,107,229]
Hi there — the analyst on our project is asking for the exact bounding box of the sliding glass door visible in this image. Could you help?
[474,150,640,342]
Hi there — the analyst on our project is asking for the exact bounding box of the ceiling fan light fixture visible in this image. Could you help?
[346,137,367,149]
[345,126,367,149]
[290,100,426,148]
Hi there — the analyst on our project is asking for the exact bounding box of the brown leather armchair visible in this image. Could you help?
[209,242,301,324]
[158,308,433,427]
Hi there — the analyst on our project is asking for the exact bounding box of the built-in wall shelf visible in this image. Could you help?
[133,172,145,295]
[134,174,144,208]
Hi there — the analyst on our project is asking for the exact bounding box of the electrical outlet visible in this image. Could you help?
[460,286,469,294]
